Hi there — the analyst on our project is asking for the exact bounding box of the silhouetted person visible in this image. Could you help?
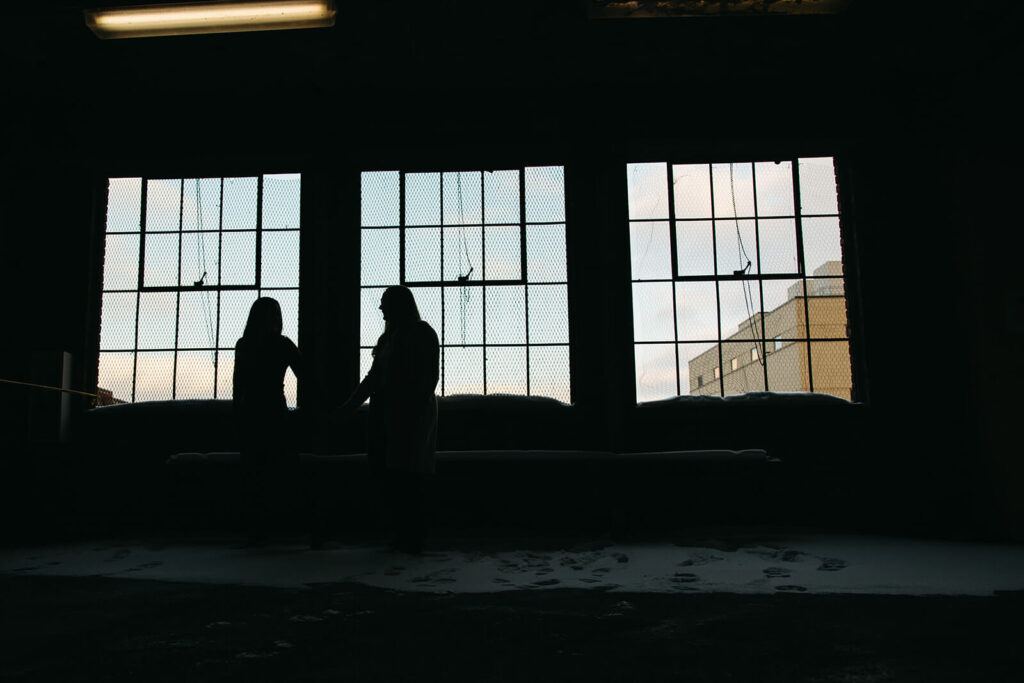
[341,285,439,553]
[233,296,301,544]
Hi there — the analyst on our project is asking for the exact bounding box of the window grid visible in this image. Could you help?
[360,167,570,402]
[629,159,850,401]
[98,175,300,405]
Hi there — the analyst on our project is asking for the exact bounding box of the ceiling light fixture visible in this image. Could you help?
[84,0,336,39]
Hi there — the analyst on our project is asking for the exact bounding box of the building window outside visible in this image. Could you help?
[751,347,759,362]
[97,175,301,405]
[731,357,739,371]
[360,167,571,402]
[628,157,852,402]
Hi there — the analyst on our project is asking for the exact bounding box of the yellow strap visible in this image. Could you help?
[0,378,98,399]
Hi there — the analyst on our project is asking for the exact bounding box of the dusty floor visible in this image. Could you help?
[2,534,1023,681]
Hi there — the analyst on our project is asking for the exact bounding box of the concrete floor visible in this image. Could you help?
[2,533,1023,681]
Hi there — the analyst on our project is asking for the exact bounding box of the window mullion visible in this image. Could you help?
[665,163,680,396]
[792,160,814,392]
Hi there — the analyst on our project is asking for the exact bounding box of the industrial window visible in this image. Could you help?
[360,167,570,402]
[628,158,852,402]
[97,175,301,405]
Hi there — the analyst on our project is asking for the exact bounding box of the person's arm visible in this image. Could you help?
[338,355,379,417]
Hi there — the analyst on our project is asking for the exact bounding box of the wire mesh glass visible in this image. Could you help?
[100,293,138,351]
[261,230,300,288]
[146,179,181,231]
[220,231,256,286]
[143,233,179,287]
[106,178,142,233]
[672,164,712,219]
[221,177,258,230]
[630,221,672,280]
[443,171,483,225]
[175,351,216,399]
[97,352,134,404]
[810,341,851,400]
[484,225,522,280]
[361,229,401,286]
[765,340,807,393]
[134,351,175,402]
[712,163,755,218]
[179,231,220,286]
[486,346,527,396]
[526,225,567,283]
[798,158,839,215]
[219,290,260,349]
[443,346,484,395]
[215,350,234,401]
[361,171,400,227]
[443,286,483,346]
[757,218,798,274]
[484,285,526,344]
[177,291,218,349]
[627,163,669,220]
[405,228,442,282]
[405,172,441,226]
[102,234,140,291]
[722,341,766,396]
[484,170,520,225]
[632,282,675,342]
[528,284,569,344]
[802,216,843,274]
[443,225,482,282]
[754,161,794,217]
[181,178,221,231]
[715,218,759,276]
[635,343,677,402]
[679,341,718,396]
[528,345,570,403]
[524,166,565,223]
[675,220,715,277]
[805,289,849,339]
[674,282,718,342]
[262,174,301,230]
[136,292,177,350]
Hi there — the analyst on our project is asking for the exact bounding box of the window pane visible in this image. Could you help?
[181,178,221,231]
[680,341,718,396]
[134,351,174,402]
[219,290,259,349]
[360,349,374,385]
[529,345,570,403]
[222,177,258,230]
[627,163,668,220]
[630,221,671,280]
[486,346,527,396]
[722,341,766,396]
[762,279,806,340]
[261,230,300,288]
[718,281,763,342]
[444,346,483,395]
[758,218,799,274]
[221,231,256,286]
[102,234,139,291]
[798,157,838,215]
[528,284,568,344]
[97,352,134,404]
[362,171,400,227]
[484,225,522,280]
[284,366,297,409]
[443,225,482,282]
[405,172,441,226]
[675,282,718,342]
[754,161,794,217]
[676,220,714,277]
[179,231,220,287]
[99,293,137,350]
[443,171,482,225]
[485,285,525,344]
[262,173,301,230]
[106,178,142,233]
[672,164,712,219]
[274,289,300,343]
[632,282,675,342]
[484,170,520,224]
[526,225,567,283]
[137,292,177,350]
[635,343,676,402]
[525,166,565,223]
[443,286,483,346]
[712,163,755,218]
[177,291,218,349]
[802,216,843,275]
[143,233,178,287]
[810,341,851,400]
[175,350,215,399]
[805,288,848,339]
[715,219,759,276]
[362,228,401,286]
[406,228,441,282]
[765,339,807,392]
[146,179,181,231]
[215,350,234,400]
[361,288,386,347]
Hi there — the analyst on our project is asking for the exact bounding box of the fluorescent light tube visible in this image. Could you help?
[85,1,335,39]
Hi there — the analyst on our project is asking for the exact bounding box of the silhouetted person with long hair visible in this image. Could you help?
[341,285,439,553]
[233,296,301,544]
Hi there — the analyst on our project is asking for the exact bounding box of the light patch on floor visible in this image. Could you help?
[2,536,1023,595]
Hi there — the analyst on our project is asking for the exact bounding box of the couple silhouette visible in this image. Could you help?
[233,286,440,553]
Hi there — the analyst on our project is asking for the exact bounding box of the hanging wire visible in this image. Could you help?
[193,179,217,364]
[729,163,765,368]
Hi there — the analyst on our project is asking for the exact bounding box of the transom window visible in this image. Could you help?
[360,167,571,402]
[627,158,852,402]
[97,174,301,405]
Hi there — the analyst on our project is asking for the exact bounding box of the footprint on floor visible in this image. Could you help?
[775,585,808,593]
[579,577,601,584]
[817,558,848,572]
[126,561,163,572]
[763,566,791,579]
[671,572,699,584]
[492,577,511,584]
[612,553,629,563]
[592,567,611,575]
[534,578,560,586]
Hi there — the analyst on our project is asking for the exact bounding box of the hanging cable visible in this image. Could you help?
[729,163,765,368]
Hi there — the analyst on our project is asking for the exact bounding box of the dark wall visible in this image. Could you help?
[1,2,1019,538]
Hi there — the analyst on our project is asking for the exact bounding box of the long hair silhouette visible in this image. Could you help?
[242,297,284,341]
